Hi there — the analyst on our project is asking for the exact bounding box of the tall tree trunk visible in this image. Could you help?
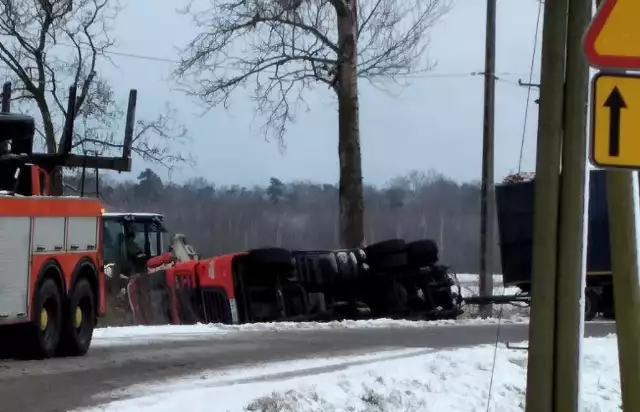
[337,2,364,249]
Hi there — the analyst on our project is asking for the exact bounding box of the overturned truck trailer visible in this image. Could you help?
[494,169,615,321]
[121,237,465,326]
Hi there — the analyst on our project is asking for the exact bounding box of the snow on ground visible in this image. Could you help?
[455,273,529,319]
[80,334,620,412]
[455,273,521,297]
[92,316,530,347]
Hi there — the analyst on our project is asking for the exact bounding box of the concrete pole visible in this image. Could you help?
[606,171,640,410]
[590,0,640,409]
[553,0,591,410]
[479,0,496,317]
[524,0,568,409]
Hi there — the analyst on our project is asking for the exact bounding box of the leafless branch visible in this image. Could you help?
[72,101,193,173]
[175,0,449,144]
[0,0,191,172]
[356,0,449,89]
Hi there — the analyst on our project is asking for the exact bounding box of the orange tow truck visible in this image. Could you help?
[0,83,136,359]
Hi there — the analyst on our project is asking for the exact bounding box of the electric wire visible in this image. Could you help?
[485,284,506,412]
[1,39,532,82]
[517,0,544,173]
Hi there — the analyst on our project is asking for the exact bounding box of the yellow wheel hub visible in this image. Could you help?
[74,307,83,328]
[39,308,49,331]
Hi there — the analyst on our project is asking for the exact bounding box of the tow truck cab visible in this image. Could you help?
[102,212,167,280]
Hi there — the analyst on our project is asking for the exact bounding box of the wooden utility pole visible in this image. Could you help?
[479,0,496,316]
[524,0,568,410]
[553,0,591,410]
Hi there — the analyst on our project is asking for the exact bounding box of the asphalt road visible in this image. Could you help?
[0,321,616,412]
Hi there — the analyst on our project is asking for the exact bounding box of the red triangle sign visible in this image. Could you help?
[584,0,640,69]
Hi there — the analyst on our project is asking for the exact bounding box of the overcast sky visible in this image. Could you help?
[99,0,544,187]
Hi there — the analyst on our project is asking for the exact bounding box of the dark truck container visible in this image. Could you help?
[495,169,615,320]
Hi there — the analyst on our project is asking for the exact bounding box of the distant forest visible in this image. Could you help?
[65,168,501,274]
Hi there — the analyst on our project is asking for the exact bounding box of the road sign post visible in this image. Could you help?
[585,1,640,410]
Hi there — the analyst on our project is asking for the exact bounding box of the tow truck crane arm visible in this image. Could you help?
[146,233,200,273]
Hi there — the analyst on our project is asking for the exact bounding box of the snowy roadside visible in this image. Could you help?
[91,315,530,347]
[79,334,620,412]
[456,273,530,319]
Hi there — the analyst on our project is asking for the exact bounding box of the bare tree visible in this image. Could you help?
[0,0,191,193]
[175,0,448,248]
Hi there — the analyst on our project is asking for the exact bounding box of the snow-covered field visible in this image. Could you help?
[80,334,620,412]
[77,273,614,411]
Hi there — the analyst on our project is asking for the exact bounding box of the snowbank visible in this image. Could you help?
[80,334,620,412]
[92,316,530,347]
[455,273,505,285]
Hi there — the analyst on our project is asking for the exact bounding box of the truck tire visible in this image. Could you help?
[602,307,616,320]
[368,252,408,270]
[17,278,62,359]
[585,288,599,322]
[406,239,439,267]
[364,239,406,256]
[58,278,95,357]
[247,248,293,267]
[364,239,408,271]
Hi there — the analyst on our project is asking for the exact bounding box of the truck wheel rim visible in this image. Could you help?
[39,308,48,331]
[74,307,83,328]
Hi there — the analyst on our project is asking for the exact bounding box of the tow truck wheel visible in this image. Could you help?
[585,288,599,322]
[58,279,95,357]
[17,278,62,359]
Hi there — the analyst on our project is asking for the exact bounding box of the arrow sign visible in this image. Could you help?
[589,72,640,170]
[604,86,627,157]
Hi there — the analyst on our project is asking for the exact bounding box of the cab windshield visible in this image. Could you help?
[103,216,166,265]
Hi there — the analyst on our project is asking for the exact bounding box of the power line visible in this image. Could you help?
[55,42,536,80]
[55,42,181,64]
[53,42,535,81]
[517,0,543,173]
[4,42,533,82]
[1,36,540,87]
[0,31,539,82]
